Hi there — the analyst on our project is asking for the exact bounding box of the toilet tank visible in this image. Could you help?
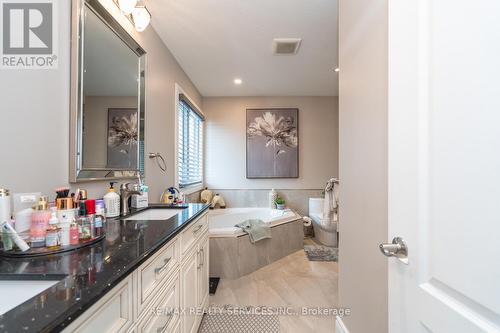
[309,198,324,215]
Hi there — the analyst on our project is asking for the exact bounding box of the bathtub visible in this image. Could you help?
[208,207,300,237]
[208,207,304,279]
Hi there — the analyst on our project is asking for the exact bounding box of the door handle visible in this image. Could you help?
[156,313,173,333]
[154,257,172,275]
[200,248,204,267]
[379,237,408,264]
[193,224,203,234]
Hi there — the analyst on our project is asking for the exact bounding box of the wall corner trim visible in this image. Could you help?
[336,316,350,333]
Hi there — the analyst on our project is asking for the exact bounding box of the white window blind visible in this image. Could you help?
[178,98,204,188]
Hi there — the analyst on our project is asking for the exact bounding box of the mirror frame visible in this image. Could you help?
[70,0,146,183]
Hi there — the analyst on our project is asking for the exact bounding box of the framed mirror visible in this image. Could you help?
[70,0,146,182]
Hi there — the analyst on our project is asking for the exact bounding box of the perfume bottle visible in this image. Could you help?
[78,202,92,242]
[30,196,50,248]
[45,208,60,250]
[94,200,106,237]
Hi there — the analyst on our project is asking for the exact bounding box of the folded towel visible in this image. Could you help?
[235,219,272,244]
[323,178,339,220]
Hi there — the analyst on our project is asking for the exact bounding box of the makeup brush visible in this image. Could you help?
[55,187,70,199]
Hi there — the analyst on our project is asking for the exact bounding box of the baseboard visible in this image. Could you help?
[336,316,350,333]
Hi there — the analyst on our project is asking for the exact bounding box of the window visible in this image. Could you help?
[177,95,204,188]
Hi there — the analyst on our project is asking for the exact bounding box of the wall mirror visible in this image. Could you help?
[70,0,146,182]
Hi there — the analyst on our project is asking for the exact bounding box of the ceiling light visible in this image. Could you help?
[132,6,151,32]
[234,78,242,85]
[334,67,340,72]
[118,0,137,14]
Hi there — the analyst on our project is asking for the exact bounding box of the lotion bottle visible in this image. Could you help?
[269,189,278,209]
[104,182,120,218]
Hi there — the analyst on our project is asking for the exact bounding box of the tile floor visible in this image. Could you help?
[209,239,339,333]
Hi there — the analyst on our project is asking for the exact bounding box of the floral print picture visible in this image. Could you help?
[246,108,299,178]
[107,108,138,169]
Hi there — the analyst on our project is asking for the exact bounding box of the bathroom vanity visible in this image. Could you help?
[0,1,211,331]
[0,204,210,333]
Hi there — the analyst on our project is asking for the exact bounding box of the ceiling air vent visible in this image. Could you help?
[273,38,302,55]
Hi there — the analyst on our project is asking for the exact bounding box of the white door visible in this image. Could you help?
[386,0,500,332]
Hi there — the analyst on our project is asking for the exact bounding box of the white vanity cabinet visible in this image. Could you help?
[180,214,209,333]
[62,211,209,333]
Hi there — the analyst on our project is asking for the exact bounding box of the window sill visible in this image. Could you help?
[180,184,204,196]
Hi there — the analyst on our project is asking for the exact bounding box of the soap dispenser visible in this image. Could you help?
[104,182,120,218]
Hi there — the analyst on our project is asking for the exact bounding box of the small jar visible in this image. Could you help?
[46,226,60,249]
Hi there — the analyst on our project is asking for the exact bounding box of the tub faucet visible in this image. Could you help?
[120,183,142,216]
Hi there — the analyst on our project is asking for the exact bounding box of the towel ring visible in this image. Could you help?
[149,152,167,172]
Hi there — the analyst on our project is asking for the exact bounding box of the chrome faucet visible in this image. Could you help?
[120,183,142,216]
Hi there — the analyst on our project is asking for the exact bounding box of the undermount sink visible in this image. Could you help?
[0,279,60,315]
[124,208,185,221]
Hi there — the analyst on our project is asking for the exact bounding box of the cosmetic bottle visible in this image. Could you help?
[104,182,120,218]
[56,198,75,247]
[0,188,11,224]
[85,199,96,239]
[94,200,105,237]
[78,202,92,242]
[1,221,29,252]
[30,196,50,248]
[69,221,79,245]
[0,188,12,250]
[2,221,13,250]
[46,208,61,250]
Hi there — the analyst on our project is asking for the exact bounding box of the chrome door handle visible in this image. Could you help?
[379,237,408,263]
[193,224,203,234]
[154,257,172,275]
[156,313,173,333]
[200,248,204,267]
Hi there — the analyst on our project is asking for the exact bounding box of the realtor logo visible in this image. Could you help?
[1,0,57,69]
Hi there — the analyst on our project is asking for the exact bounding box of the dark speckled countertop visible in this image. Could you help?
[0,203,209,333]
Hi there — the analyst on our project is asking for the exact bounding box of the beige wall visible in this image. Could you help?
[0,0,201,202]
[203,96,339,190]
[338,0,388,332]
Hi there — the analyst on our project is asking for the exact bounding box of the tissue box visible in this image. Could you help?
[131,192,149,208]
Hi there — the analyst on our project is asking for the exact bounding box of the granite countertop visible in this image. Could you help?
[0,203,209,333]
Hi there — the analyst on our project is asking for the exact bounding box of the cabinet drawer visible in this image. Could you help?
[64,276,134,333]
[137,238,179,314]
[137,274,180,333]
[180,214,208,255]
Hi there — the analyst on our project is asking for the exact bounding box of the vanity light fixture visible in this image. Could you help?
[132,5,151,32]
[113,0,151,32]
[334,67,340,72]
[118,0,137,14]
[234,78,243,85]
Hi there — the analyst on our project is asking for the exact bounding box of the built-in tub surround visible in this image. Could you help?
[209,207,298,236]
[189,189,324,216]
[0,204,209,333]
[208,208,304,279]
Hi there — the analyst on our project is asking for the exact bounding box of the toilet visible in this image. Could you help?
[309,198,338,247]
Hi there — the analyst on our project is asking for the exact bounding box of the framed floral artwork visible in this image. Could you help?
[246,108,299,178]
[107,108,138,170]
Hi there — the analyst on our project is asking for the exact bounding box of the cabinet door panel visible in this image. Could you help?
[198,237,209,309]
[63,276,134,333]
[181,250,198,333]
